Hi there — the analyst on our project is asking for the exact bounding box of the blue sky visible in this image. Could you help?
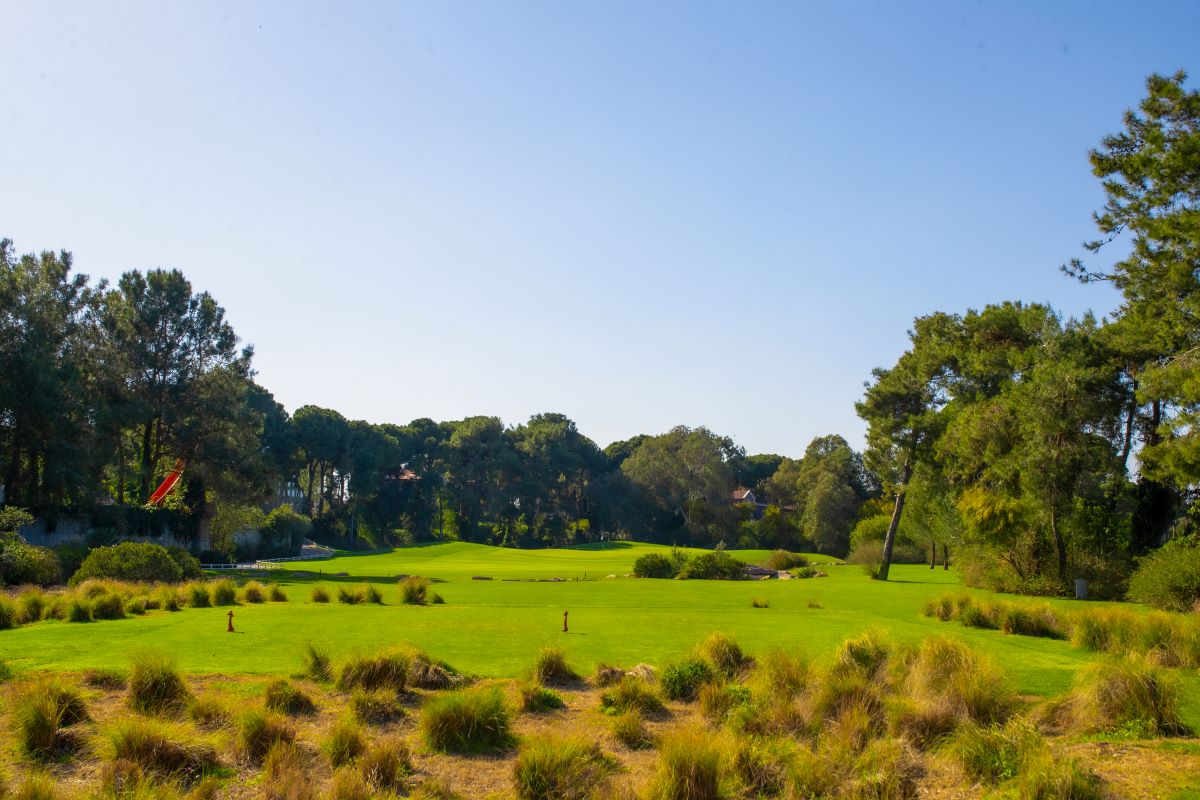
[2,2,1195,457]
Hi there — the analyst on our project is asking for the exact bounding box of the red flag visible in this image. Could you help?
[149,459,185,506]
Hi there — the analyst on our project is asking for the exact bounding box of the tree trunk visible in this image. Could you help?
[878,461,912,581]
[1050,506,1067,582]
[140,419,155,502]
[930,540,936,569]
[943,543,949,569]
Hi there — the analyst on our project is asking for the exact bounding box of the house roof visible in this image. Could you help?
[732,487,754,502]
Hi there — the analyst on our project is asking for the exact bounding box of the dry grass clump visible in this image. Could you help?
[358,736,412,792]
[530,646,579,686]
[8,774,61,800]
[16,588,49,624]
[337,586,365,605]
[310,586,330,603]
[731,736,794,797]
[747,650,810,701]
[842,736,923,799]
[645,726,725,800]
[188,695,230,729]
[186,583,211,608]
[420,687,513,754]
[1015,749,1104,800]
[15,681,89,758]
[830,628,890,680]
[696,632,752,677]
[325,718,368,768]
[105,716,219,784]
[512,734,618,800]
[1056,657,1190,736]
[329,767,371,800]
[698,682,751,723]
[84,667,128,691]
[238,710,295,764]
[241,581,266,603]
[593,663,627,687]
[600,676,667,716]
[1070,607,1200,667]
[610,709,654,750]
[751,597,769,608]
[337,650,411,693]
[155,585,182,611]
[350,689,407,725]
[945,717,1042,783]
[264,679,316,715]
[301,642,333,682]
[268,582,288,602]
[0,596,18,629]
[210,579,237,606]
[399,575,432,605]
[129,653,191,716]
[409,779,464,800]
[262,741,319,800]
[520,682,567,713]
[403,644,464,689]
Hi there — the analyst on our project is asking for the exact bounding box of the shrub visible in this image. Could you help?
[699,682,751,722]
[763,550,808,571]
[531,646,579,685]
[359,736,412,792]
[697,632,750,677]
[210,579,237,606]
[646,727,723,800]
[128,652,191,716]
[90,591,126,620]
[106,717,219,782]
[611,709,654,749]
[0,541,62,586]
[351,689,406,725]
[601,676,666,716]
[242,581,266,603]
[998,603,1065,639]
[326,718,368,768]
[264,679,316,715]
[751,596,769,608]
[310,585,330,603]
[633,553,680,579]
[678,549,746,581]
[70,543,183,585]
[520,682,567,713]
[238,710,295,763]
[338,651,411,693]
[513,734,617,800]
[399,575,431,604]
[421,687,513,754]
[661,657,716,701]
[268,582,288,601]
[126,596,147,615]
[1128,535,1200,612]
[302,642,333,682]
[165,546,203,579]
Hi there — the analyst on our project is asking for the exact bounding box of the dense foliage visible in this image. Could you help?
[70,543,185,585]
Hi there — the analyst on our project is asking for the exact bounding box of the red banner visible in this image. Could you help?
[148,459,185,506]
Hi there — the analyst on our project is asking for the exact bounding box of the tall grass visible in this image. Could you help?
[325,718,367,768]
[696,632,750,677]
[945,718,1043,783]
[262,742,317,800]
[420,687,513,754]
[520,682,567,713]
[211,579,237,606]
[358,736,412,792]
[337,651,411,693]
[106,717,219,782]
[600,676,666,716]
[242,581,266,603]
[512,734,616,800]
[128,652,191,715]
[530,646,579,685]
[268,582,288,602]
[238,710,295,764]
[351,689,407,724]
[646,727,724,800]
[1065,657,1190,736]
[264,679,316,715]
[310,586,330,603]
[731,736,793,797]
[399,576,431,605]
[610,710,654,750]
[301,642,333,682]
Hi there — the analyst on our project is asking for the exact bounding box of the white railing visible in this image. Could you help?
[200,541,336,572]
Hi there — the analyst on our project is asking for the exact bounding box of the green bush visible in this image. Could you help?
[0,541,62,586]
[633,553,680,579]
[420,687,513,754]
[260,506,312,558]
[678,549,746,580]
[1067,658,1190,736]
[1128,535,1200,612]
[69,542,183,585]
[763,550,808,571]
[661,657,716,701]
[165,546,202,579]
[512,734,616,800]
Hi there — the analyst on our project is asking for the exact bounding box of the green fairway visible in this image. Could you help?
[3,542,1197,726]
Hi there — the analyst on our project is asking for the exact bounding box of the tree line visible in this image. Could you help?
[1,72,1196,600]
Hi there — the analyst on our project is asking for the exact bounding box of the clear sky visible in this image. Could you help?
[2,2,1195,457]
